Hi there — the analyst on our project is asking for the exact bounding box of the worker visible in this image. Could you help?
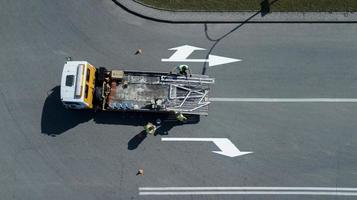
[170,64,192,77]
[175,112,187,122]
[144,122,156,135]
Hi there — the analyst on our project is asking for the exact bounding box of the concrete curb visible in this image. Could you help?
[113,0,357,23]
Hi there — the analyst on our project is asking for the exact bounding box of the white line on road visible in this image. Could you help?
[210,98,357,103]
[139,191,357,196]
[139,187,357,196]
[139,187,357,191]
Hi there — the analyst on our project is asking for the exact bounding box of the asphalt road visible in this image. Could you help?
[1,0,357,199]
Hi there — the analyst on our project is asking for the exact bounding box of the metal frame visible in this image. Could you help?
[167,83,211,114]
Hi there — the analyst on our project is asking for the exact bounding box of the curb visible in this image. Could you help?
[113,0,357,23]
[132,0,257,12]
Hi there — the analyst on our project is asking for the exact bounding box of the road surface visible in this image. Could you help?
[0,0,357,199]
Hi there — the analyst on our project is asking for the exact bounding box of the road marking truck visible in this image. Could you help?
[60,61,214,116]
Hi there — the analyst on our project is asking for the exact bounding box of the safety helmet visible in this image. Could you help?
[179,65,188,70]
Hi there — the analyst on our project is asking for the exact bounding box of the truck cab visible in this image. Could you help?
[60,61,96,109]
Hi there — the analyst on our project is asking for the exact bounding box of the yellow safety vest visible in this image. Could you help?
[176,113,187,122]
[144,123,156,135]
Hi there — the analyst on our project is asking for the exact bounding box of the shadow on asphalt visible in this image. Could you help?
[41,86,93,136]
[202,0,279,75]
[128,131,148,150]
[41,86,199,148]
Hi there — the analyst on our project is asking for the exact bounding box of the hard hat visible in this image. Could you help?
[179,65,188,70]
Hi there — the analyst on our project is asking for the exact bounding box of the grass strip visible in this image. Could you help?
[137,0,357,12]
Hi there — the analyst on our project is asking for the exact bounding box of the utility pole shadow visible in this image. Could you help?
[202,0,280,75]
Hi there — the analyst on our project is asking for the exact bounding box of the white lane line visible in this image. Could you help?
[139,191,357,196]
[162,138,218,142]
[139,187,357,191]
[139,187,357,196]
[210,98,357,103]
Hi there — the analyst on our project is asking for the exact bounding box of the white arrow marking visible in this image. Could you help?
[166,45,206,60]
[161,138,252,157]
[207,55,241,67]
[162,58,207,63]
[161,45,241,67]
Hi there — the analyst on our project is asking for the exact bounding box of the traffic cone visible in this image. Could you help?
[135,49,142,55]
[137,169,144,176]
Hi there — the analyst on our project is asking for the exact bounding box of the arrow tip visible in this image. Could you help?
[212,151,253,157]
[208,55,241,67]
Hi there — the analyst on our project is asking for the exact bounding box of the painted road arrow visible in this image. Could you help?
[161,138,252,158]
[166,45,206,60]
[161,45,241,67]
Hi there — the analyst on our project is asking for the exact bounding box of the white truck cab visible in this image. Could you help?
[60,61,96,109]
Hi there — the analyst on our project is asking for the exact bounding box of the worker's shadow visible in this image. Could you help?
[126,116,194,150]
[41,86,199,149]
[94,110,198,150]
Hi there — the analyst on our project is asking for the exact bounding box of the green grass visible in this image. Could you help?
[137,0,357,12]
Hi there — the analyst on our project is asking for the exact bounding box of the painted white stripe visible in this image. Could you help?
[161,58,207,62]
[162,138,221,142]
[139,187,357,191]
[210,98,357,103]
[139,191,357,196]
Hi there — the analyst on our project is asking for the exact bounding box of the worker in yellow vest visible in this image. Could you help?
[175,112,187,122]
[144,122,157,135]
[170,65,192,77]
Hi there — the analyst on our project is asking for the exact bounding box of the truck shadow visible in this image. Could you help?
[41,86,199,149]
[41,86,93,136]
